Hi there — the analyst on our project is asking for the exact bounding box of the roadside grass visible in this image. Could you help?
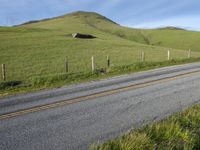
[90,103,200,150]
[1,57,200,97]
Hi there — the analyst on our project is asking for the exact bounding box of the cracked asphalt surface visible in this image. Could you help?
[1,62,200,150]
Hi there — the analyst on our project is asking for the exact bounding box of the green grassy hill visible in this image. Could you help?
[0,11,200,83]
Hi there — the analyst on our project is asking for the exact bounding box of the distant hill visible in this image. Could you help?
[158,26,186,30]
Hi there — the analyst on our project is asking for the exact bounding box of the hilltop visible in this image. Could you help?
[157,26,185,30]
[20,11,118,26]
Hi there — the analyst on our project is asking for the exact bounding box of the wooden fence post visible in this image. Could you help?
[141,51,145,62]
[65,57,68,73]
[2,64,6,81]
[107,56,110,68]
[188,49,191,58]
[91,56,95,72]
[167,50,170,60]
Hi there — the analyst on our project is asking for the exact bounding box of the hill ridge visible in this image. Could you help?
[18,11,118,26]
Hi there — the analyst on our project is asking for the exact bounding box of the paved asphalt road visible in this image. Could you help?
[1,62,200,150]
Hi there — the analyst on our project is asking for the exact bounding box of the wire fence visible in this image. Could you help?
[0,49,198,82]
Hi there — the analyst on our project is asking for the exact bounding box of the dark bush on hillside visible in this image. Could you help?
[0,81,22,90]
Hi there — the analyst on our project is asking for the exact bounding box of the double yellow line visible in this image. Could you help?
[1,70,200,121]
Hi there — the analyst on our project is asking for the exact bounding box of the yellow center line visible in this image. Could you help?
[1,70,200,121]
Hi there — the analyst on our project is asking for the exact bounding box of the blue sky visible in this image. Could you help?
[0,0,200,30]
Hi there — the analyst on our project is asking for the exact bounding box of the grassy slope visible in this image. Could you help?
[90,103,200,150]
[1,11,200,94]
